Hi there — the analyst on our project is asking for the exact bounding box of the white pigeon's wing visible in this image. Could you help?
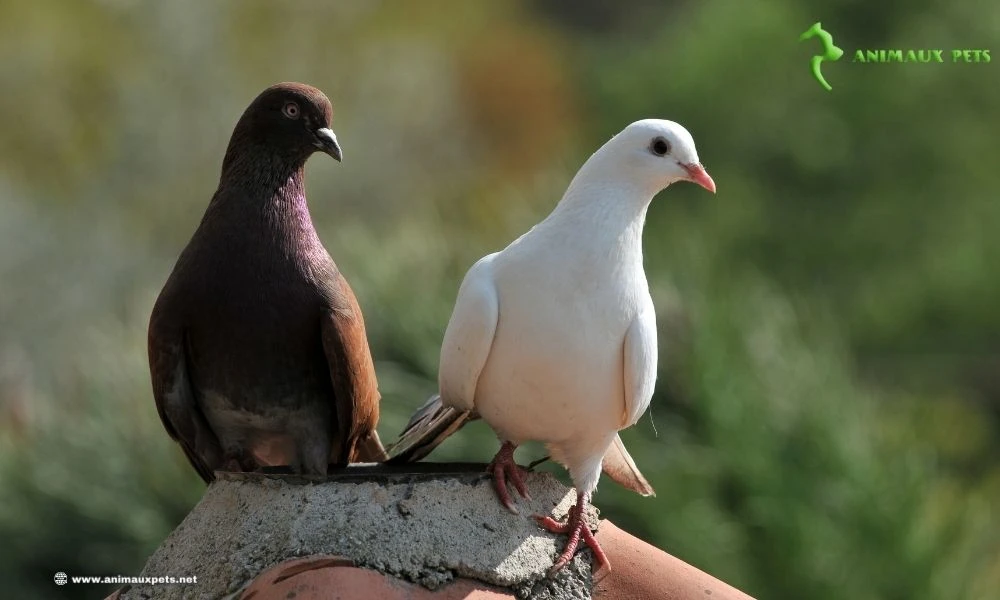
[438,253,500,412]
[604,303,658,496]
[622,302,658,428]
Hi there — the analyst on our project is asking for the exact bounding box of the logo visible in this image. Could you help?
[54,572,68,586]
[799,22,843,91]
[799,22,992,91]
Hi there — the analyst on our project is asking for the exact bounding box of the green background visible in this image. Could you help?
[1,1,997,598]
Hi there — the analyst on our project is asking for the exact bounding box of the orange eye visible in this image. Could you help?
[282,102,300,119]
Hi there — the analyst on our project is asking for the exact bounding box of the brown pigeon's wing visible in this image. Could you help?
[320,272,387,465]
[148,299,219,483]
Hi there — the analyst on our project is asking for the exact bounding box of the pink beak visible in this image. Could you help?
[681,163,716,194]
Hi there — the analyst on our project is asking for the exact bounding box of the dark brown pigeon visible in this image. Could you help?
[148,82,387,483]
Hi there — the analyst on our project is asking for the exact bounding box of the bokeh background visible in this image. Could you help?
[1,1,998,598]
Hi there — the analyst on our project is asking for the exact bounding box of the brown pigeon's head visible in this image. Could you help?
[229,82,342,163]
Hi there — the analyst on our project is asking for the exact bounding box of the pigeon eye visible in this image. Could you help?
[282,102,300,119]
[650,137,670,157]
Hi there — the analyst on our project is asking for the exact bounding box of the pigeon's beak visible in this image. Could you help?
[314,128,343,162]
[681,162,716,194]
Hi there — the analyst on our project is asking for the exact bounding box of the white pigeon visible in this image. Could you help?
[389,119,716,576]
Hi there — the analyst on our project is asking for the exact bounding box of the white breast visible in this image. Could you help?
[472,229,647,447]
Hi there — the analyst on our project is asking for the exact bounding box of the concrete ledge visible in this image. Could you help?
[114,464,754,599]
[119,465,595,599]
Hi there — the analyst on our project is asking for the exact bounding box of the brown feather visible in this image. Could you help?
[147,305,219,483]
[386,394,476,463]
[320,272,386,465]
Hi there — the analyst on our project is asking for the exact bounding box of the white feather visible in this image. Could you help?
[623,300,658,429]
[438,253,500,413]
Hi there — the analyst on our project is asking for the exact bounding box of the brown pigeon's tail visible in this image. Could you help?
[180,440,217,484]
[386,394,476,463]
[351,429,389,463]
[602,433,655,496]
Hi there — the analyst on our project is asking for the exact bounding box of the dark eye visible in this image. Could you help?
[650,137,670,157]
[282,102,300,119]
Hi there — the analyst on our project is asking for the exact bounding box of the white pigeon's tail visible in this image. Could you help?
[389,398,655,499]
[602,433,655,496]
[386,394,476,463]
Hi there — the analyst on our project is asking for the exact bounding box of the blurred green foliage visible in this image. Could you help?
[1,1,998,599]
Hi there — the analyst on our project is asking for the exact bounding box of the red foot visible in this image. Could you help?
[488,441,531,513]
[221,449,257,474]
[534,493,611,579]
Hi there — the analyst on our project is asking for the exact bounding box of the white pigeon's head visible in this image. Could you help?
[591,119,716,194]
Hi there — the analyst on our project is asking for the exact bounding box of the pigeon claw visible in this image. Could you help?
[533,495,611,579]
[221,449,258,474]
[488,441,532,513]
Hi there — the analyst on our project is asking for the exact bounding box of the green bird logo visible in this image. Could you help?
[799,22,843,91]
